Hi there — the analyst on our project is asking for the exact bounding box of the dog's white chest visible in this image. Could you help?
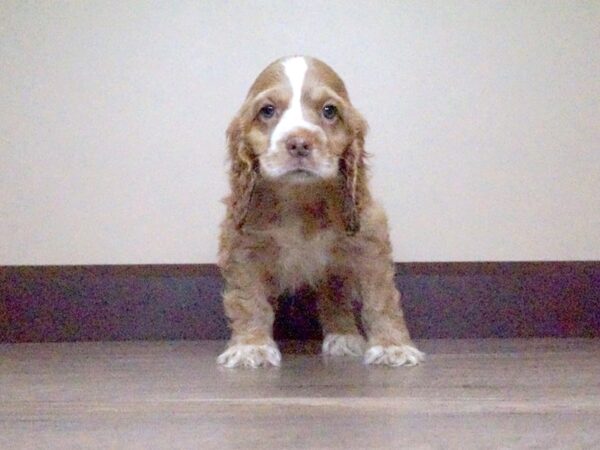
[271,226,334,289]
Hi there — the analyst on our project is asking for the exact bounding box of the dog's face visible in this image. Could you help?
[227,56,368,232]
[229,56,366,183]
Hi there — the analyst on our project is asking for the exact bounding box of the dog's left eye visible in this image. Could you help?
[322,104,338,121]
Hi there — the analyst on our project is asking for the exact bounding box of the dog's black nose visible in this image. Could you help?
[286,136,313,158]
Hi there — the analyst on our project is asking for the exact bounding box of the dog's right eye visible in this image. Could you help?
[259,104,276,119]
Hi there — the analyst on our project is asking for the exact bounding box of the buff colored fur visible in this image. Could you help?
[217,56,424,368]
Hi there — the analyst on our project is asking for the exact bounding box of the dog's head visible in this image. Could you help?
[227,56,368,233]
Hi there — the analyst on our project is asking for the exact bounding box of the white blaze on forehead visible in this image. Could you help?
[284,56,306,104]
[268,56,320,153]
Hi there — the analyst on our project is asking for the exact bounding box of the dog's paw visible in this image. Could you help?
[364,344,425,367]
[217,342,281,368]
[322,333,366,357]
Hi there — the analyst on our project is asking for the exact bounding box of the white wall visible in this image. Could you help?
[1,1,598,265]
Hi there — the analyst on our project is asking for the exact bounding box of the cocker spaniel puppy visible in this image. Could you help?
[217,56,424,368]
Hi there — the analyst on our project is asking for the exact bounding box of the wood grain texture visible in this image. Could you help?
[1,339,599,449]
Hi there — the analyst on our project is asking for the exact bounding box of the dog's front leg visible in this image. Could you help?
[217,262,280,368]
[359,258,425,367]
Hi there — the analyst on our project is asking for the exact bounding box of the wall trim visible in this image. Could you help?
[1,262,599,342]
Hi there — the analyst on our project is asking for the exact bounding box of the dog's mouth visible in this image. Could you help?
[282,168,318,181]
[281,159,320,177]
[259,152,338,182]
[289,167,313,174]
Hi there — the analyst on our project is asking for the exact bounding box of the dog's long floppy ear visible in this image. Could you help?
[226,114,258,230]
[340,112,368,235]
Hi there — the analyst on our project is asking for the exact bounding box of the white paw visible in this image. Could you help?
[364,344,425,367]
[217,342,281,368]
[322,333,366,357]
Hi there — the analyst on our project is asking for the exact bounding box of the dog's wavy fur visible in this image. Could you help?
[217,56,424,368]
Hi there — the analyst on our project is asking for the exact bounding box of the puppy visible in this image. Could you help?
[217,56,424,368]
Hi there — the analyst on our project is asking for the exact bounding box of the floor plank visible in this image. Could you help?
[1,339,599,449]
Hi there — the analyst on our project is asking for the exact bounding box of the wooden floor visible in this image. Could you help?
[1,339,599,449]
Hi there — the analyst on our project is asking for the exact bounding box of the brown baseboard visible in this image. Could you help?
[1,262,599,342]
